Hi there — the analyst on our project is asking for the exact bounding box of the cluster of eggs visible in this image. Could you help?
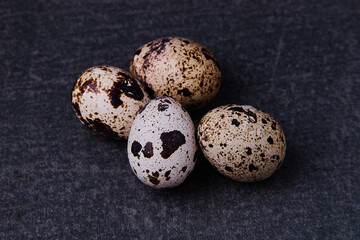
[72,37,286,188]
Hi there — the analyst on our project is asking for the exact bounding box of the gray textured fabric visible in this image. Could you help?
[1,0,359,239]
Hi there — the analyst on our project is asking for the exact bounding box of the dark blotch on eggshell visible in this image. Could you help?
[177,88,192,97]
[134,49,141,55]
[164,170,171,177]
[232,119,240,127]
[115,75,144,101]
[229,106,257,123]
[142,142,154,158]
[107,73,144,108]
[81,79,99,94]
[249,164,258,172]
[149,38,170,56]
[158,103,169,111]
[107,84,123,108]
[148,175,160,185]
[142,53,151,70]
[85,118,119,139]
[160,130,186,159]
[271,121,277,130]
[246,147,252,155]
[152,171,159,178]
[229,106,244,113]
[131,141,142,158]
[225,166,233,172]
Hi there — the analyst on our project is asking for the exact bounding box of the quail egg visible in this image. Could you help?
[197,104,286,182]
[129,37,221,110]
[72,65,150,139]
[127,97,197,188]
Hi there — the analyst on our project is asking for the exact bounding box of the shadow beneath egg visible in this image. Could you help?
[145,138,308,199]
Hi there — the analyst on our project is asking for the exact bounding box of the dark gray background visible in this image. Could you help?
[1,0,359,239]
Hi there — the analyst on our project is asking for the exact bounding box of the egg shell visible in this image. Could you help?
[72,65,150,139]
[197,104,286,182]
[129,37,221,110]
[127,97,197,188]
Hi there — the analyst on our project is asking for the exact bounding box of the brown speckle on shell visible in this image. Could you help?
[180,166,187,173]
[165,170,171,177]
[248,164,258,172]
[225,166,233,172]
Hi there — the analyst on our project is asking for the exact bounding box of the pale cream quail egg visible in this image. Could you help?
[197,104,286,182]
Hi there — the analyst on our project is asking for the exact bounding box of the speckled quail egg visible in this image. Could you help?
[129,37,221,110]
[197,104,286,182]
[72,65,150,139]
[127,97,197,188]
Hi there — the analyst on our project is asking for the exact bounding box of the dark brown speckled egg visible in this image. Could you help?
[129,37,221,110]
[197,104,286,182]
[71,65,150,139]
